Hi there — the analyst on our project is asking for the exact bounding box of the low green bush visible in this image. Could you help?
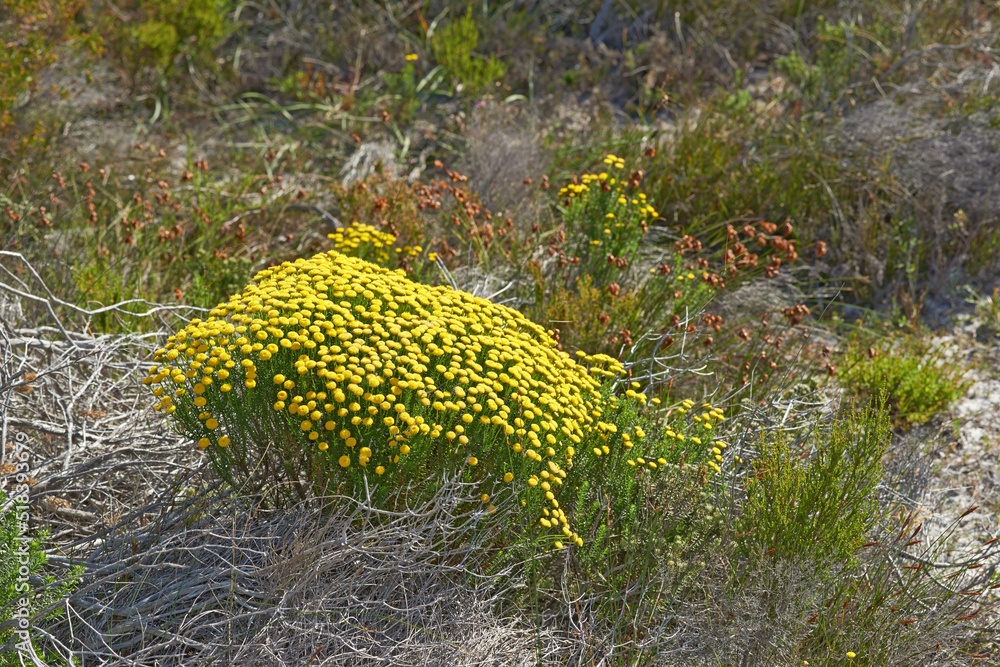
[775,14,895,109]
[838,334,969,427]
[737,403,890,566]
[431,5,506,97]
[97,0,232,90]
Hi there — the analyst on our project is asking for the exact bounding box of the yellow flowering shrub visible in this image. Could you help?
[533,153,722,359]
[144,249,677,547]
[327,222,424,268]
[557,153,658,288]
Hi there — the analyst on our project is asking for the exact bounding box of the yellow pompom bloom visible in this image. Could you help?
[217,436,230,447]
[503,472,514,483]
[338,455,350,468]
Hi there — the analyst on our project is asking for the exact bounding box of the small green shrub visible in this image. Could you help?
[431,5,506,97]
[838,335,969,427]
[738,403,890,565]
[777,16,854,104]
[0,493,81,664]
[775,13,897,108]
[99,0,231,89]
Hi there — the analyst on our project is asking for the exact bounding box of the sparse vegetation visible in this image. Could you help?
[838,333,970,427]
[0,493,82,665]
[1,1,998,665]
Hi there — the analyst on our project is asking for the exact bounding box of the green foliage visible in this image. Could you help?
[777,16,853,103]
[379,57,445,122]
[738,403,890,565]
[501,393,733,630]
[0,0,94,135]
[838,334,969,427]
[101,0,231,88]
[0,493,82,665]
[431,5,506,97]
[775,13,898,108]
[381,62,420,120]
[528,152,724,360]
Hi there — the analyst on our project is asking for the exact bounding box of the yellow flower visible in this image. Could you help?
[218,436,230,447]
[503,472,514,482]
[405,53,418,61]
[339,455,350,468]
[846,653,856,660]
